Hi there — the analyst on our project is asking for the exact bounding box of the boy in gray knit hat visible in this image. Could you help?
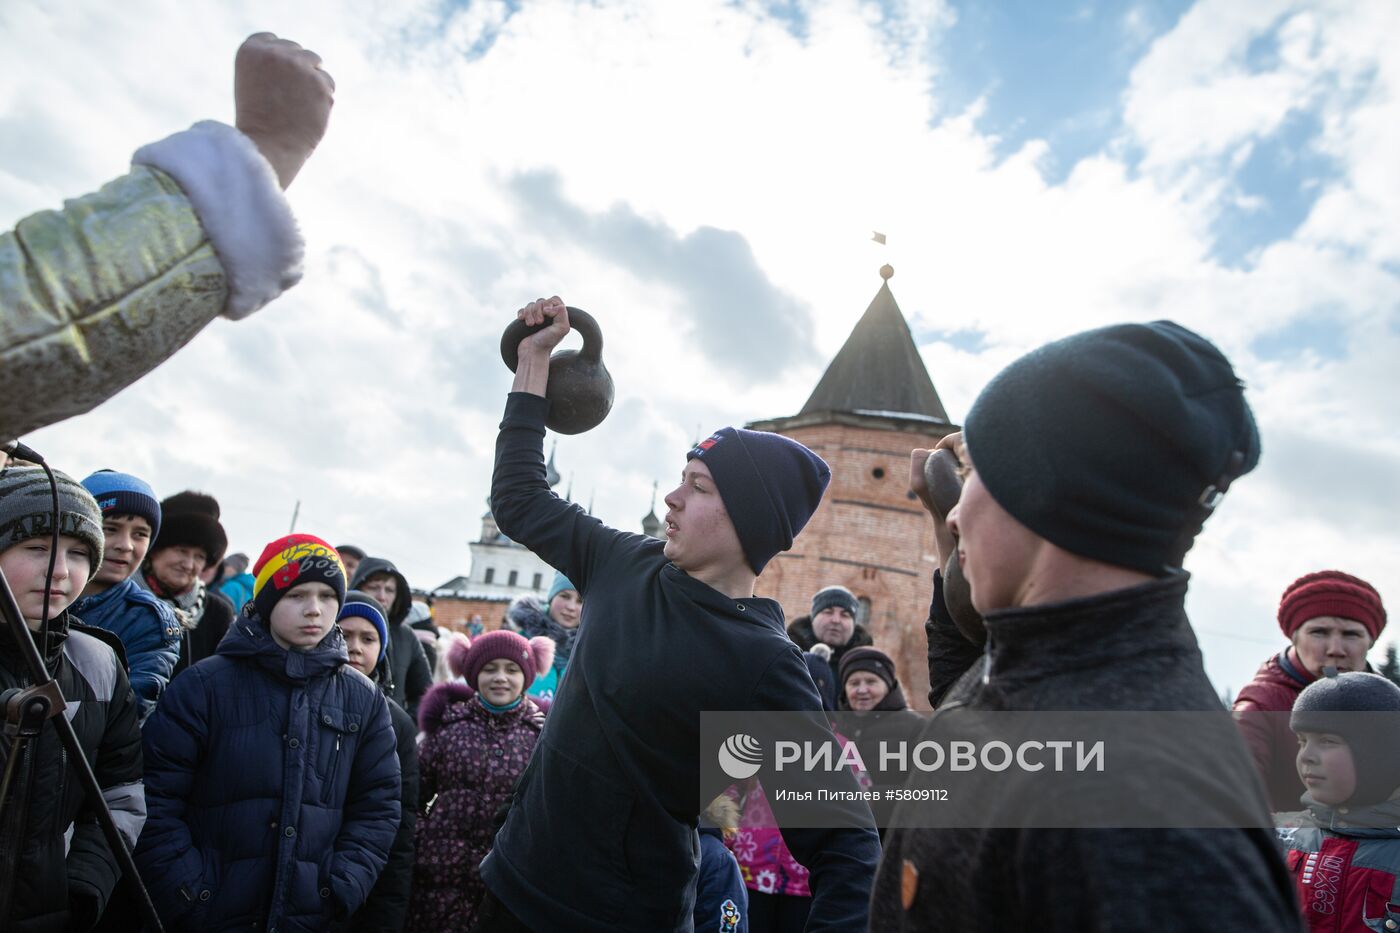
[1276,672,1400,930]
[0,465,145,929]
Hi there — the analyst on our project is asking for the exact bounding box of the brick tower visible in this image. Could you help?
[748,265,957,709]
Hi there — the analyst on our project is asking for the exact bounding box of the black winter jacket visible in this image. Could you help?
[872,576,1303,932]
[349,559,431,719]
[347,670,419,933]
[143,577,234,679]
[785,614,873,689]
[135,611,400,932]
[0,614,145,933]
[480,393,880,933]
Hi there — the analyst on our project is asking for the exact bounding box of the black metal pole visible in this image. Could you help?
[0,569,164,932]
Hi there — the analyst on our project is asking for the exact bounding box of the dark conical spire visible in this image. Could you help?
[799,266,949,423]
[642,480,662,539]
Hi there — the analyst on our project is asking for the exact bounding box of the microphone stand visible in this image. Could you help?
[0,567,164,932]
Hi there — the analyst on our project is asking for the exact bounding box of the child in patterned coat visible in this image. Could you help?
[406,631,552,932]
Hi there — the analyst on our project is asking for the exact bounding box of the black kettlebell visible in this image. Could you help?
[500,306,615,435]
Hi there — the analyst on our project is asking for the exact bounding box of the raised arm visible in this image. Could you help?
[491,297,645,590]
[910,439,986,705]
[0,33,331,440]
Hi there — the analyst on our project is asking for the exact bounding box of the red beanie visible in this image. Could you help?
[1277,570,1387,640]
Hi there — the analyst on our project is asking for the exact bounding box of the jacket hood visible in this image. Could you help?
[663,563,787,633]
[1292,790,1400,835]
[509,596,579,671]
[217,609,348,683]
[349,557,412,626]
[786,614,874,654]
[1255,649,1315,691]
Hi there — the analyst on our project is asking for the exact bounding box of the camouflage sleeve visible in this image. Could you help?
[0,165,228,438]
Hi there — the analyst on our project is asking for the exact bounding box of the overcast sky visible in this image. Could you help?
[4,0,1397,693]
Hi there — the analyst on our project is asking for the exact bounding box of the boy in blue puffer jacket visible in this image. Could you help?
[136,534,400,932]
[72,470,182,723]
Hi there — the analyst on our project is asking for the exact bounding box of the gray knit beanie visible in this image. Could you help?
[1291,672,1400,807]
[811,585,860,618]
[0,465,105,580]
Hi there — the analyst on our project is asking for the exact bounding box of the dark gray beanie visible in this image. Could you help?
[963,321,1260,576]
[0,465,105,580]
[1291,672,1400,807]
[811,585,859,618]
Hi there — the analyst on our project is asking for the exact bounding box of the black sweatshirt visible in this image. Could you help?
[480,393,880,933]
[873,576,1302,932]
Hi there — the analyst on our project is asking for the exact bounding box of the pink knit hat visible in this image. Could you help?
[448,629,555,690]
[1277,570,1387,640]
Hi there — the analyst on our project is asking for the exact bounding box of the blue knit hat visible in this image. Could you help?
[81,470,161,538]
[546,571,577,605]
[338,590,390,664]
[687,427,831,574]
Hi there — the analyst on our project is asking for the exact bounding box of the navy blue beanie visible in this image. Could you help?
[82,470,161,538]
[338,590,390,664]
[963,321,1260,576]
[687,428,831,574]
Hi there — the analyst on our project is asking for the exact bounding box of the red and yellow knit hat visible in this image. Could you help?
[252,534,347,620]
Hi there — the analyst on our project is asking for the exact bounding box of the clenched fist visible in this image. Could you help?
[234,33,335,188]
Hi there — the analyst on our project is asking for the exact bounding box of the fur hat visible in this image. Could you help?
[1278,570,1386,640]
[449,629,555,691]
[151,490,227,566]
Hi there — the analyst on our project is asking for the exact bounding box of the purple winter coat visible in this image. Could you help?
[406,684,545,933]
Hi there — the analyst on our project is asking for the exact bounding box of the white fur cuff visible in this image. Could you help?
[133,121,304,320]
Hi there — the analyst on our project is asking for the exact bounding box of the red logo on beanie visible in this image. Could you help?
[698,438,718,451]
[273,561,302,590]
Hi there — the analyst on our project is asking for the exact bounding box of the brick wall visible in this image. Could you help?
[432,596,511,633]
[755,420,951,710]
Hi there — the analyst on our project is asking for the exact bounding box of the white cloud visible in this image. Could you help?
[4,0,1398,691]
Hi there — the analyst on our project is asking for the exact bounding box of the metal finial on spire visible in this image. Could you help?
[880,263,894,281]
[650,480,658,511]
